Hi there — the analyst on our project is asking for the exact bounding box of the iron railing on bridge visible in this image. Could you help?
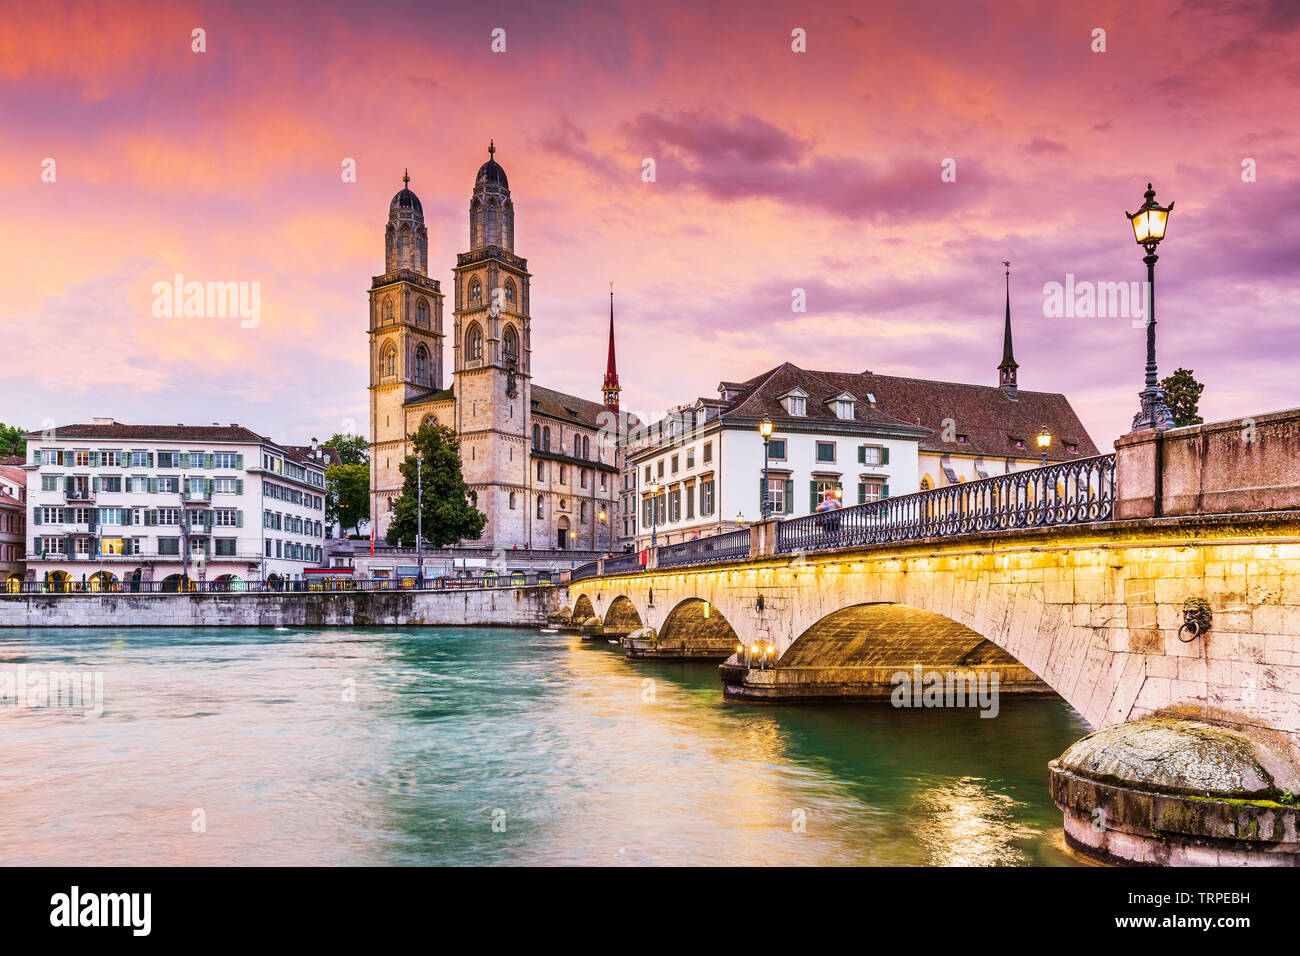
[776,454,1116,554]
[602,551,645,575]
[569,560,600,583]
[656,528,752,568]
[2,571,554,596]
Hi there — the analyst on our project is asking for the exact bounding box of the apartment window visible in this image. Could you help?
[769,439,787,460]
[686,448,695,468]
[40,536,61,554]
[100,537,124,555]
[643,465,651,482]
[214,538,237,556]
[157,451,180,468]
[816,442,836,463]
[703,442,713,463]
[657,460,664,478]
[859,445,883,466]
[131,451,149,467]
[668,489,681,522]
[100,450,123,467]
[157,508,181,525]
[213,509,239,527]
[857,480,886,504]
[785,396,806,416]
[159,477,179,494]
[99,508,124,525]
[763,479,786,514]
[158,537,180,556]
[41,450,61,465]
[214,452,239,469]
[100,476,121,493]
[214,478,239,494]
[642,497,652,525]
[700,480,715,516]
[686,486,695,519]
[41,475,59,492]
[670,455,679,474]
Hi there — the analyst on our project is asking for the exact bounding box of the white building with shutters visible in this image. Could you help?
[21,419,327,589]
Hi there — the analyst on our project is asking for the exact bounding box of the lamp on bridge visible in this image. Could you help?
[569,529,577,569]
[649,480,659,548]
[598,509,607,556]
[1036,425,1051,467]
[1125,182,1176,433]
[758,417,775,519]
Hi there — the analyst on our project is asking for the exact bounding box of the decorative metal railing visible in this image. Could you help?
[602,551,645,574]
[1,572,553,596]
[569,561,600,583]
[656,529,752,568]
[776,454,1116,554]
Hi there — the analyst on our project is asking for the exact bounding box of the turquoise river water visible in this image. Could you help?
[0,626,1092,866]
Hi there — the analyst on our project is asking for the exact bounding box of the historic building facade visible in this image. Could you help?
[369,146,627,552]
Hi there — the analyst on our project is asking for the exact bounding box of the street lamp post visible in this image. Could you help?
[598,508,607,556]
[1126,182,1176,432]
[758,417,774,519]
[649,479,659,548]
[415,451,424,588]
[1037,425,1051,467]
[569,530,577,568]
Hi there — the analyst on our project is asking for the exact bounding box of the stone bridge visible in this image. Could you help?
[564,409,1300,865]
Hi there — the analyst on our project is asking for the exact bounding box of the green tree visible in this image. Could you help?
[385,423,486,547]
[322,432,369,465]
[325,462,370,535]
[1160,367,1205,428]
[0,423,26,459]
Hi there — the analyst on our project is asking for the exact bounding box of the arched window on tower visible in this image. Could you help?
[421,414,436,431]
[381,341,396,378]
[502,325,519,369]
[543,426,551,451]
[504,278,517,306]
[532,424,540,448]
[416,299,429,327]
[485,198,499,246]
[382,297,394,325]
[466,322,483,361]
[415,345,428,383]
[582,436,590,459]
[573,435,581,457]
[536,495,544,519]
[469,276,482,306]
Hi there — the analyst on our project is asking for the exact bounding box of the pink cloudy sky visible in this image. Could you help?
[2,0,1298,450]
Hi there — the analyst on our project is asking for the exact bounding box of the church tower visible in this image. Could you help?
[368,171,446,535]
[451,143,532,548]
[602,283,621,414]
[998,260,1019,399]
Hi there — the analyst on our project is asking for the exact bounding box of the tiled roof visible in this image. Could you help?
[403,388,454,407]
[22,422,267,443]
[809,370,1100,461]
[0,465,27,485]
[283,445,342,468]
[720,362,931,436]
[530,384,616,430]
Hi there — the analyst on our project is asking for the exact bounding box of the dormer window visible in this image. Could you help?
[786,396,806,416]
[1014,439,1026,450]
[836,399,855,420]
[956,434,969,444]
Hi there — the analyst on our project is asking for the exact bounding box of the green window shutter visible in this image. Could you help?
[882,484,890,499]
[759,477,766,513]
[881,447,890,465]
[179,453,189,469]
[205,478,214,496]
[235,454,244,469]
[204,454,214,469]
[148,452,154,467]
[89,451,98,467]
[148,477,157,494]
[93,476,100,492]
[33,509,41,526]
[204,511,213,531]
[858,482,866,505]
[809,481,818,513]
[63,450,73,467]
[236,479,244,494]
[236,510,243,528]
[857,445,865,464]
[784,479,794,514]
[31,447,40,464]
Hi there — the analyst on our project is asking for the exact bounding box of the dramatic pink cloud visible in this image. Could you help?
[1,0,1297,451]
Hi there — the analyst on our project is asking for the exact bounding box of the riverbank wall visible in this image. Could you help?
[0,587,561,628]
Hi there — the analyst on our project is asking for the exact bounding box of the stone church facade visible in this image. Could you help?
[368,146,626,552]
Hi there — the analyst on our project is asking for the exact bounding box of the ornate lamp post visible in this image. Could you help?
[598,508,607,556]
[1125,182,1176,432]
[569,529,577,568]
[649,479,659,548]
[758,417,774,519]
[1037,425,1051,467]
[415,451,424,587]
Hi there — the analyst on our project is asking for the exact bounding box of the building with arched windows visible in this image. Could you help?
[368,146,632,552]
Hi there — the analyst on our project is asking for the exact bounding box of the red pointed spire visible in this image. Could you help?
[602,282,621,414]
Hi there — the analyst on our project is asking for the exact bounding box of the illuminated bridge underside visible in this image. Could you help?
[569,516,1300,752]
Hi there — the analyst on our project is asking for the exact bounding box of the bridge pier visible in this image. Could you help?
[718,660,1052,704]
[1050,717,1300,865]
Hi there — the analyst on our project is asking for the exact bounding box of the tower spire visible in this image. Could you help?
[998,260,1019,398]
[602,282,621,414]
[402,168,410,186]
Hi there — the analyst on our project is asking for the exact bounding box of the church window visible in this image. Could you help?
[582,436,590,459]
[415,345,428,382]
[573,435,581,457]
[543,427,551,451]
[532,424,540,447]
[416,299,429,327]
[469,276,482,306]
[509,492,516,510]
[560,465,567,484]
[381,341,396,377]
[536,495,544,519]
[466,323,484,361]
[421,415,435,430]
[580,469,587,489]
[382,298,394,325]
[537,461,545,482]
[503,325,519,368]
[580,502,587,522]
[504,278,517,305]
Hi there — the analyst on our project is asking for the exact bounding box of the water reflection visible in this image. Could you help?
[0,627,1089,866]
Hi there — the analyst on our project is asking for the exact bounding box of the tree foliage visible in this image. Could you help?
[1160,367,1205,428]
[385,423,486,548]
[0,423,26,459]
[325,462,370,535]
[322,432,369,465]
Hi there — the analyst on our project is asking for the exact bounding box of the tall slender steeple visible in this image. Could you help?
[998,260,1019,399]
[602,282,621,414]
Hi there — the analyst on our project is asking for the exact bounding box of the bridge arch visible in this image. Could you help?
[603,595,643,634]
[655,598,742,660]
[572,594,596,622]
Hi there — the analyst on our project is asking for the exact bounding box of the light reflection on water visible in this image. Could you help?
[0,627,1089,866]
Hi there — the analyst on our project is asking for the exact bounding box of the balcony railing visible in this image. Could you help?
[602,551,644,574]
[570,560,600,583]
[776,453,1116,555]
[657,528,752,568]
[64,488,95,502]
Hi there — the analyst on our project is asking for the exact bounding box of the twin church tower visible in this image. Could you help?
[367,145,625,552]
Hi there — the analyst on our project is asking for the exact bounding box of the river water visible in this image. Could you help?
[0,626,1090,866]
